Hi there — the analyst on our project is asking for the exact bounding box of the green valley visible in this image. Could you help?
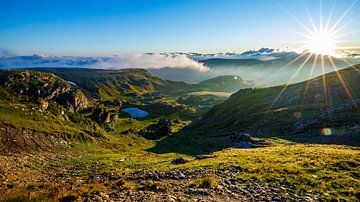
[0,66,359,201]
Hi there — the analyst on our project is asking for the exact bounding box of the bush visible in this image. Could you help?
[188,176,218,188]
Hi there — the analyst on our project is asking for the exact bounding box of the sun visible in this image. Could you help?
[307,30,338,55]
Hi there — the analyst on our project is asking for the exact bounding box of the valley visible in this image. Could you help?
[0,65,359,201]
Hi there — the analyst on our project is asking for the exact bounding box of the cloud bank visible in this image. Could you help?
[0,53,209,72]
[190,48,300,61]
[93,53,208,71]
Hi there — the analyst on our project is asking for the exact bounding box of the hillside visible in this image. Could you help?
[0,69,103,153]
[200,55,360,86]
[198,75,253,92]
[32,68,256,95]
[0,67,360,201]
[194,64,360,145]
[31,68,174,102]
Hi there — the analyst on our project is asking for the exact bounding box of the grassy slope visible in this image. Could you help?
[29,68,251,100]
[195,65,360,137]
[1,67,360,200]
[31,68,169,101]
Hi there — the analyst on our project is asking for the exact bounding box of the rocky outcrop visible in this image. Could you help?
[155,118,172,137]
[90,107,119,126]
[0,70,88,112]
[170,157,187,165]
[227,132,267,148]
[140,118,172,139]
[55,90,89,112]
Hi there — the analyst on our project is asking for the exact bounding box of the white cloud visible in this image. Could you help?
[93,53,209,71]
[0,53,209,72]
[189,47,301,61]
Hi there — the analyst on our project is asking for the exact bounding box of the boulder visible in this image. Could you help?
[232,141,254,148]
[39,99,49,112]
[139,118,173,139]
[170,157,187,165]
[228,132,254,143]
[227,132,266,149]
[56,90,88,112]
[90,108,119,125]
[156,118,172,137]
[195,155,216,160]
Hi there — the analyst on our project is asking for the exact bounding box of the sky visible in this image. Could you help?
[0,0,359,56]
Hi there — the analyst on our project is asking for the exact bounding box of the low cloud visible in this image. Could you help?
[190,47,300,61]
[93,53,209,71]
[335,48,360,58]
[0,49,15,57]
[0,53,209,72]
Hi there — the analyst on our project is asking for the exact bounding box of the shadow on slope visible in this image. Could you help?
[148,65,360,156]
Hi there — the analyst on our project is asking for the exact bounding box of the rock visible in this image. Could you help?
[156,118,172,136]
[39,99,49,111]
[187,188,211,196]
[59,195,78,202]
[195,155,215,160]
[71,90,88,112]
[232,141,254,149]
[227,132,266,148]
[0,70,88,112]
[228,133,253,143]
[56,90,88,112]
[91,108,119,125]
[170,157,187,165]
[140,117,172,139]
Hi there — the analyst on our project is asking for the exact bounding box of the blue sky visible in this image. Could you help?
[0,0,359,55]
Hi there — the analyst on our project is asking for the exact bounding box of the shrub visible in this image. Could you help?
[188,176,218,188]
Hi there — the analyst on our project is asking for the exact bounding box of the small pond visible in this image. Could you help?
[121,107,149,118]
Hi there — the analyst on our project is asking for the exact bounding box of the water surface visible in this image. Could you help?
[121,107,149,118]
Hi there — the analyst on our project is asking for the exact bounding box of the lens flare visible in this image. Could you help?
[321,128,332,136]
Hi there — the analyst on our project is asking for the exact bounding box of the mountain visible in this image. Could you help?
[194,64,360,145]
[200,55,360,86]
[28,68,257,100]
[197,75,253,92]
[1,66,359,201]
[28,68,186,102]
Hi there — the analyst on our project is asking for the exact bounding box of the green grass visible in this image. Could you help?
[1,66,360,201]
[59,139,360,200]
[1,100,359,200]
[186,91,232,97]
[0,104,82,135]
[188,176,218,188]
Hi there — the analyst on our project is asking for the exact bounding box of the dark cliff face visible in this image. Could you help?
[0,70,88,112]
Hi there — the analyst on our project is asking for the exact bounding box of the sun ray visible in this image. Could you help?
[333,29,360,40]
[325,0,337,31]
[269,53,313,109]
[288,29,314,40]
[286,10,316,36]
[331,15,359,36]
[305,6,319,34]
[327,55,353,100]
[320,55,329,106]
[303,54,319,104]
[319,0,323,32]
[258,52,308,86]
[328,0,358,33]
[336,56,360,75]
